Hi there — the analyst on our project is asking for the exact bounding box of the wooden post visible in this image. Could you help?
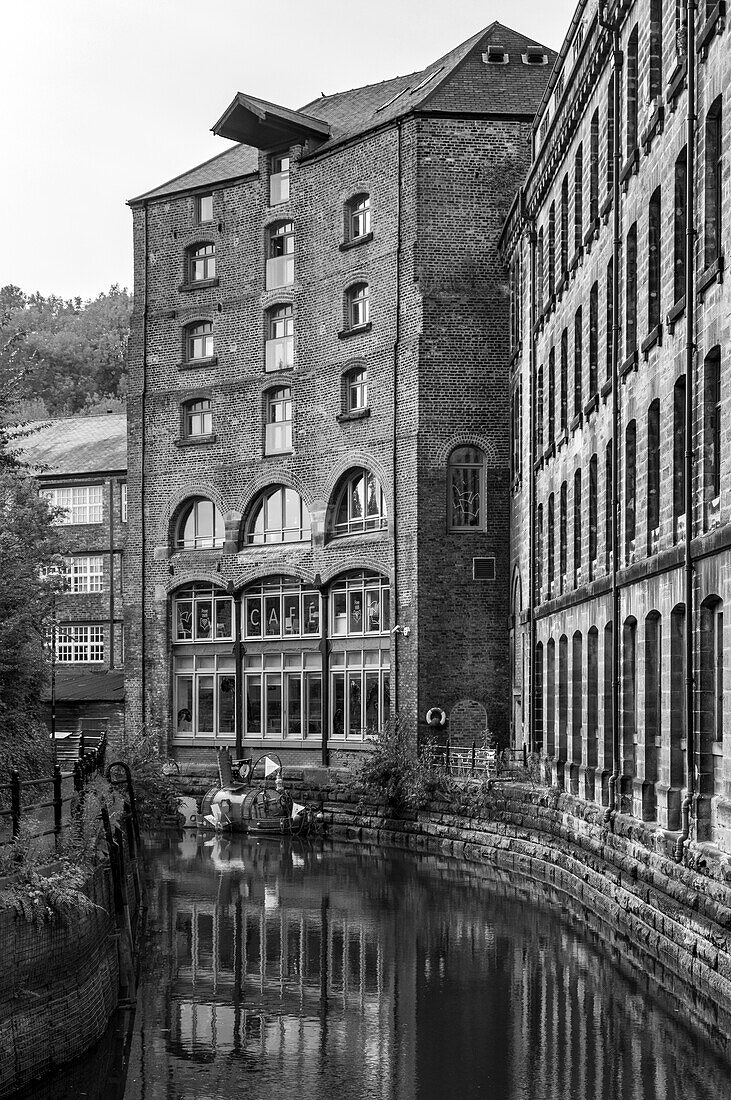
[10,769,21,840]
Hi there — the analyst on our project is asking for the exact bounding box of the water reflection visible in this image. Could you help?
[40,833,731,1099]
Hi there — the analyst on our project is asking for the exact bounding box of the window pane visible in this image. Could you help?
[306,674,322,739]
[219,676,236,733]
[365,671,380,733]
[196,600,213,639]
[333,673,345,738]
[283,593,300,635]
[198,676,215,733]
[265,674,282,735]
[246,677,262,735]
[215,599,232,639]
[246,596,262,637]
[303,592,320,635]
[349,590,364,633]
[333,592,347,635]
[176,677,194,732]
[286,674,302,737]
[348,674,362,739]
[365,589,380,632]
[265,595,281,637]
[176,601,193,640]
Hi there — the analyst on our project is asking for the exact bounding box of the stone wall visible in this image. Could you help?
[284,772,731,1056]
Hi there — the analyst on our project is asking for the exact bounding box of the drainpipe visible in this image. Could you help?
[140,202,149,735]
[599,2,622,821]
[108,476,115,669]
[677,0,697,863]
[525,194,538,757]
[391,121,402,722]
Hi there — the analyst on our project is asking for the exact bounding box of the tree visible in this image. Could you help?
[0,284,132,418]
[0,465,62,780]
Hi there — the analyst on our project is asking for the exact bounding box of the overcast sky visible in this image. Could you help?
[2,1,576,301]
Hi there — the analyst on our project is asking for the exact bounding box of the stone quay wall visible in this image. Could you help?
[0,823,141,1098]
[286,773,731,1057]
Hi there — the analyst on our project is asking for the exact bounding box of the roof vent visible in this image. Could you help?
[473,557,496,581]
[483,45,509,65]
[523,46,549,65]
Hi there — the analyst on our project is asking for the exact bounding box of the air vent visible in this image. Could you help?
[523,46,549,65]
[483,46,509,65]
[473,557,496,580]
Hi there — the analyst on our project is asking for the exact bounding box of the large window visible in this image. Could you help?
[647,400,660,553]
[176,497,225,550]
[331,572,390,637]
[266,222,294,289]
[184,398,213,439]
[346,194,371,242]
[266,304,294,371]
[345,283,370,330]
[704,98,723,269]
[175,654,236,737]
[448,446,486,531]
[246,486,310,544]
[704,347,722,523]
[674,376,686,540]
[42,485,104,525]
[55,625,104,663]
[270,154,290,206]
[625,223,637,358]
[185,321,214,363]
[625,420,637,564]
[332,468,387,537]
[187,243,216,283]
[174,586,233,642]
[331,649,390,740]
[264,387,293,454]
[344,366,369,412]
[244,578,320,640]
[61,555,104,593]
[648,188,661,333]
[244,652,322,740]
[625,26,639,156]
[674,147,687,304]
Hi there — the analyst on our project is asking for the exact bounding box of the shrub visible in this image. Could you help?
[351,721,451,812]
[113,727,179,829]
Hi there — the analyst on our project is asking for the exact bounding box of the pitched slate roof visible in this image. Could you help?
[42,669,125,703]
[131,22,555,204]
[19,414,127,478]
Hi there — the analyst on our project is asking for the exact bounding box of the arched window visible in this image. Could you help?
[344,366,369,413]
[264,387,293,454]
[265,304,294,372]
[266,221,294,289]
[345,283,370,331]
[331,468,387,537]
[246,486,310,544]
[175,497,225,550]
[448,446,486,531]
[345,193,371,242]
[183,398,212,439]
[187,242,216,283]
[184,321,214,364]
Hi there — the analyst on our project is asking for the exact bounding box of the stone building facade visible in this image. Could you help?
[501,0,731,850]
[21,415,128,743]
[126,24,554,765]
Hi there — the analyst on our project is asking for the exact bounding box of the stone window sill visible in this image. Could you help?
[620,349,639,379]
[600,378,612,400]
[584,393,599,418]
[641,324,663,358]
[570,412,583,433]
[556,428,569,450]
[179,277,220,293]
[174,433,217,447]
[666,60,687,109]
[697,2,726,60]
[666,296,686,332]
[338,322,372,340]
[698,254,724,299]
[337,407,371,424]
[619,146,639,189]
[583,217,600,251]
[569,246,583,274]
[339,231,374,252]
[177,356,218,370]
[600,193,613,223]
[641,102,665,154]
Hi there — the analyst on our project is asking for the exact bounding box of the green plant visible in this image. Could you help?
[2,860,101,926]
[114,726,180,828]
[351,721,451,811]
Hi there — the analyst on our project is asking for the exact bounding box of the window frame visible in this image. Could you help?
[175,497,225,551]
[196,193,214,224]
[183,398,213,440]
[54,625,105,664]
[41,484,104,525]
[269,153,291,206]
[346,193,371,243]
[265,303,294,372]
[184,320,215,364]
[345,283,370,331]
[264,385,293,455]
[187,242,217,284]
[245,485,311,545]
[331,468,387,538]
[447,446,487,533]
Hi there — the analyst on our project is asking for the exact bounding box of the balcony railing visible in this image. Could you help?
[266,255,294,290]
[265,421,292,454]
[265,336,294,372]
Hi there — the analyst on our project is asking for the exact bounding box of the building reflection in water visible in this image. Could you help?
[120,833,731,1100]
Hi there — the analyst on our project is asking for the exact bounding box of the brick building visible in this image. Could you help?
[21,415,128,744]
[126,24,554,766]
[501,0,731,850]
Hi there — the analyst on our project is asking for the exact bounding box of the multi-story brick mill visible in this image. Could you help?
[125,24,555,768]
[501,0,731,851]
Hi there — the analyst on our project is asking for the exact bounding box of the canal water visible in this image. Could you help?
[32,832,731,1100]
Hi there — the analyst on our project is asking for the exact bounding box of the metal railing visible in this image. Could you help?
[0,734,107,848]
